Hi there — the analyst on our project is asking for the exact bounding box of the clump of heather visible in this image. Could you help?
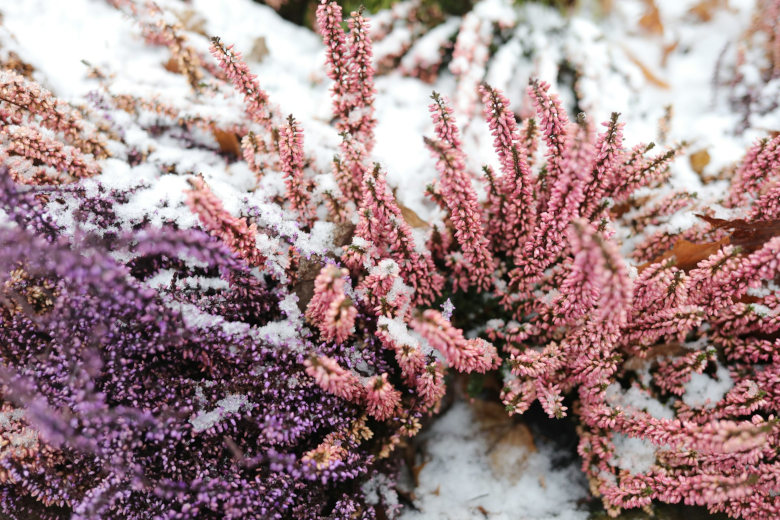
[0,1,498,518]
[367,0,655,121]
[420,74,780,519]
[715,0,780,129]
[1,0,779,519]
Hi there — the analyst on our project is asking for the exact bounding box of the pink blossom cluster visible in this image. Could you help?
[305,265,357,344]
[426,92,494,290]
[317,0,376,149]
[0,70,107,184]
[209,37,277,135]
[184,176,266,268]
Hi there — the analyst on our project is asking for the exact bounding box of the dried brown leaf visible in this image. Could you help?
[624,47,670,89]
[661,40,679,67]
[175,9,207,36]
[688,0,729,22]
[639,0,664,35]
[689,149,711,175]
[641,237,729,272]
[397,201,430,229]
[640,215,780,272]
[698,215,780,253]
[411,460,428,486]
[249,37,270,63]
[212,129,242,157]
[163,57,181,74]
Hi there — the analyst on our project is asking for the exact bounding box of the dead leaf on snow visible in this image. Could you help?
[689,149,711,176]
[661,40,679,67]
[212,128,242,157]
[471,399,537,484]
[639,0,664,35]
[249,37,270,63]
[624,47,670,89]
[688,0,731,22]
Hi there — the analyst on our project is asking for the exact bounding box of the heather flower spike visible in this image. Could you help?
[479,83,536,252]
[185,175,266,267]
[427,92,494,290]
[210,36,277,135]
[354,162,443,305]
[413,309,500,373]
[306,265,357,344]
[0,70,108,159]
[279,115,315,226]
[317,1,377,149]
[305,355,365,403]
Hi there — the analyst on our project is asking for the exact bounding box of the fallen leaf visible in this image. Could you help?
[642,237,728,272]
[412,460,428,486]
[689,149,711,175]
[640,215,780,272]
[212,128,242,157]
[661,40,679,67]
[623,47,670,89]
[471,399,537,483]
[249,37,270,63]
[698,215,780,253]
[175,8,207,36]
[688,0,729,22]
[396,198,430,229]
[639,0,664,35]
[163,57,181,74]
[488,424,536,483]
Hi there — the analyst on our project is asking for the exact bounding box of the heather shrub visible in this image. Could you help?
[714,0,780,130]
[0,0,778,519]
[0,1,492,518]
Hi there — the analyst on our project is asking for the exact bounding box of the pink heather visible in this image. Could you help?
[427,92,494,290]
[412,309,500,374]
[209,37,277,135]
[479,83,536,252]
[354,163,443,305]
[306,265,357,344]
[364,374,401,421]
[304,355,364,403]
[184,176,265,268]
[279,115,315,226]
[0,70,107,159]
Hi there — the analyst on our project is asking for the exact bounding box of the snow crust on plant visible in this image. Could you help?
[682,362,734,409]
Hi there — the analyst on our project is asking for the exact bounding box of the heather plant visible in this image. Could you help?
[0,0,779,519]
[366,0,652,122]
[715,0,780,130]
[0,1,497,518]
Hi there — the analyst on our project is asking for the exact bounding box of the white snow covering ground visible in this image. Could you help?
[0,0,776,517]
[401,401,589,519]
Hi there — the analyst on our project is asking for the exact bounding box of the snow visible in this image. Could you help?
[189,393,253,432]
[605,383,675,420]
[682,362,734,409]
[401,401,588,520]
[611,433,658,475]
